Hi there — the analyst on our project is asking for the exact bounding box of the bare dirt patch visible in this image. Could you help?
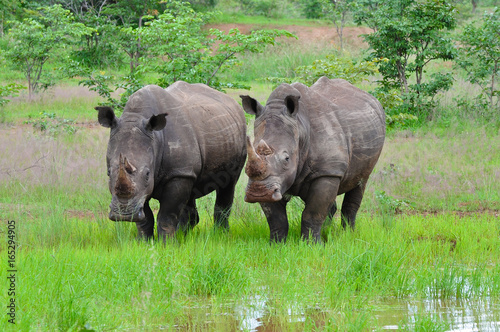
[207,23,371,49]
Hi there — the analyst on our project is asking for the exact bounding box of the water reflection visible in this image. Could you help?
[235,293,316,331]
[177,295,499,331]
[372,297,500,331]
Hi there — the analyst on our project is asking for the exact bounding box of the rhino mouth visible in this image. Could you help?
[109,198,145,222]
[245,181,282,203]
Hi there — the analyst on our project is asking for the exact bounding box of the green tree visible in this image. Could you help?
[359,0,457,116]
[103,0,164,73]
[457,7,500,110]
[0,0,21,36]
[140,1,294,89]
[321,0,356,51]
[6,5,93,99]
[352,0,381,32]
[300,0,323,19]
[75,1,295,111]
[61,0,118,68]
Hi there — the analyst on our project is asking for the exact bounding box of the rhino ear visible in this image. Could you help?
[145,113,168,132]
[96,106,117,128]
[240,95,264,116]
[285,95,300,117]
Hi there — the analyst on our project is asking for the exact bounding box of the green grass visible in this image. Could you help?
[212,12,333,27]
[1,121,499,331]
[220,41,339,85]
[1,14,499,330]
[1,90,102,124]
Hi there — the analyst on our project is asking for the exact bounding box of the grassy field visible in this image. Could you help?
[1,11,500,330]
[1,98,499,330]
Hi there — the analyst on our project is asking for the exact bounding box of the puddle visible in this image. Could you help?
[373,297,500,331]
[172,293,500,331]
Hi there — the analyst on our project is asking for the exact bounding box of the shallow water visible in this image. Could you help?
[176,295,500,331]
[373,297,500,331]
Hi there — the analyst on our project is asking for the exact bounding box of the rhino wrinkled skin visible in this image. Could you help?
[97,81,246,240]
[241,77,386,243]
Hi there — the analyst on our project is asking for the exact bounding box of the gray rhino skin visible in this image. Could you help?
[241,77,385,243]
[97,81,247,240]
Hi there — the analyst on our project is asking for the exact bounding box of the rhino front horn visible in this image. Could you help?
[115,154,134,198]
[245,136,267,179]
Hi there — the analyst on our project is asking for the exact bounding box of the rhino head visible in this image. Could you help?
[240,86,301,203]
[96,106,168,222]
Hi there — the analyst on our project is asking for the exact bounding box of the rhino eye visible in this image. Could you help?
[145,168,151,182]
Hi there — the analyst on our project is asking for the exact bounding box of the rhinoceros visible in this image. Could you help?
[240,77,385,242]
[97,81,247,240]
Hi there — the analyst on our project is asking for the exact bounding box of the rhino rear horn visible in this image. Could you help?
[256,140,273,156]
[123,156,136,174]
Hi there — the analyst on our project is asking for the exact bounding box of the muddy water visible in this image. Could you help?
[373,297,500,331]
[178,295,500,331]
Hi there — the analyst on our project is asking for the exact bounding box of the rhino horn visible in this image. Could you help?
[115,153,134,197]
[123,156,136,174]
[245,136,268,179]
[256,139,273,156]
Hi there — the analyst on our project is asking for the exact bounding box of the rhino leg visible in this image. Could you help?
[260,200,289,243]
[340,183,366,230]
[156,178,194,241]
[213,179,238,230]
[301,177,340,242]
[179,196,199,233]
[328,201,338,219]
[135,199,154,240]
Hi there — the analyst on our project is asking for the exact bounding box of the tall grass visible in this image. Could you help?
[0,122,499,330]
[220,39,339,84]
[1,87,102,124]
[1,19,500,329]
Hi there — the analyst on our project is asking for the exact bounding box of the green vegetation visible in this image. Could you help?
[1,104,500,330]
[1,0,499,330]
[456,7,500,111]
[359,0,457,118]
[5,5,93,99]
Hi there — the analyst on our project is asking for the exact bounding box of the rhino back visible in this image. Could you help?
[165,82,247,185]
[294,77,385,192]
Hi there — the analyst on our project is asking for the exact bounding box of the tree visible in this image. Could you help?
[300,0,323,19]
[0,0,21,36]
[321,0,356,51]
[359,0,457,116]
[352,0,382,32]
[76,1,295,111]
[103,0,164,73]
[6,5,93,99]
[60,0,115,68]
[457,7,500,110]
[140,1,294,89]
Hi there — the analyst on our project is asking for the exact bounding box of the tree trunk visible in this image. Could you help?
[490,59,498,109]
[396,60,408,94]
[471,0,478,14]
[130,54,134,74]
